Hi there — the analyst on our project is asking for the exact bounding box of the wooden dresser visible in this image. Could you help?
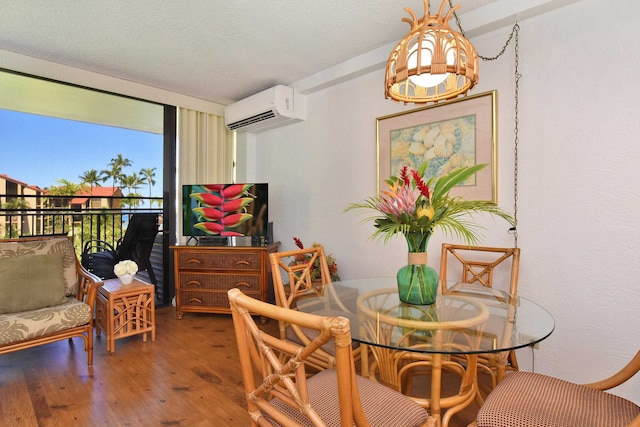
[171,242,280,319]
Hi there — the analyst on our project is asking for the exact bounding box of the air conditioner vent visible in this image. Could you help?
[224,85,302,133]
[226,110,277,131]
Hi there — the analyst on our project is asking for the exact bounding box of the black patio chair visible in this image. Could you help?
[81,213,160,283]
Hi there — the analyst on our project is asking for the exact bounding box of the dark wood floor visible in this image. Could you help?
[0,306,483,426]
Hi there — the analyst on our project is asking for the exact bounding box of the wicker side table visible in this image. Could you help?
[95,277,156,353]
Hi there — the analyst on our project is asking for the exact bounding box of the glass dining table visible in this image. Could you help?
[295,278,555,427]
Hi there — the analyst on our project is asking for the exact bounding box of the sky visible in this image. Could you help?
[0,109,163,197]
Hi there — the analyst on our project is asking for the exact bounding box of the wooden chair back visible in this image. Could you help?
[269,246,360,370]
[269,246,331,310]
[439,243,521,392]
[227,288,434,427]
[439,244,520,295]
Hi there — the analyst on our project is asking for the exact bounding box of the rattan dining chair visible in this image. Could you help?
[227,288,435,427]
[358,287,488,427]
[364,326,480,427]
[472,350,640,427]
[439,243,521,391]
[269,246,360,371]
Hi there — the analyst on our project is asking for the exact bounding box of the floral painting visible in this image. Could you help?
[378,90,497,203]
[389,115,478,186]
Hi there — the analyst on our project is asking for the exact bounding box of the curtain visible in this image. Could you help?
[177,108,234,242]
[177,108,234,185]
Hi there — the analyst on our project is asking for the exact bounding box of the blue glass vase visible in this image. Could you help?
[396,232,439,305]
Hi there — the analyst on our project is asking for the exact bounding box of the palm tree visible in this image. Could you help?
[100,164,121,191]
[121,192,144,209]
[0,198,30,210]
[79,169,102,196]
[46,180,87,224]
[101,154,132,189]
[140,167,157,208]
[112,153,132,173]
[100,154,132,208]
[121,173,146,195]
[121,173,147,208]
[1,198,30,238]
[140,167,156,198]
[47,179,84,196]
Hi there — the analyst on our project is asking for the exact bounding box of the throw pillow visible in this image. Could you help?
[0,238,78,296]
[0,252,68,314]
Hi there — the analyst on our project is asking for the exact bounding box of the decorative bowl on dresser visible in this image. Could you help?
[170,242,280,320]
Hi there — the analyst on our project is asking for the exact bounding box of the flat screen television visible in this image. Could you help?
[182,183,268,239]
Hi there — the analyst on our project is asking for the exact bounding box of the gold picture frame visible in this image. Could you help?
[377,90,498,203]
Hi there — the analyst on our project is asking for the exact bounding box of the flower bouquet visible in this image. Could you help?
[346,162,513,304]
[289,237,340,282]
[114,260,138,284]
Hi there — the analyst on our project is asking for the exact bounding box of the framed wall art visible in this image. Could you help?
[377,90,497,203]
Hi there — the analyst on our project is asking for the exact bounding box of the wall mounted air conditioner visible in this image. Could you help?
[224,85,302,133]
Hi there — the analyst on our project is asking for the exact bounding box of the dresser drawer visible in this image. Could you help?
[171,242,280,319]
[177,251,260,271]
[178,272,261,292]
[179,291,231,309]
[178,290,261,309]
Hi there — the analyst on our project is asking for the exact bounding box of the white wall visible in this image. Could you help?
[243,0,640,403]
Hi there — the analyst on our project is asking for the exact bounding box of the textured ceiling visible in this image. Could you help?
[0,1,571,106]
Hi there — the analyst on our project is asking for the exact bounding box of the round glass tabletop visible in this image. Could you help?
[295,277,555,355]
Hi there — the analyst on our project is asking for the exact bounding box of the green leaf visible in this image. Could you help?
[432,163,487,202]
[345,161,514,246]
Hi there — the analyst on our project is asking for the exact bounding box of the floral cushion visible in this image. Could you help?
[0,297,92,345]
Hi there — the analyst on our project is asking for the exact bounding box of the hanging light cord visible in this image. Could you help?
[449,1,521,247]
[512,25,520,248]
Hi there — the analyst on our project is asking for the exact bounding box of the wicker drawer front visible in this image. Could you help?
[171,243,280,319]
[177,251,260,271]
[179,290,260,309]
[178,273,261,292]
[180,291,231,309]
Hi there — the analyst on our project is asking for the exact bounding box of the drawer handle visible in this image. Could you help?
[235,260,251,266]
[186,280,202,287]
[235,282,251,288]
[187,259,203,265]
[187,297,203,304]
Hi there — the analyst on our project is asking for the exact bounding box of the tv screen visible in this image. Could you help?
[182,183,268,238]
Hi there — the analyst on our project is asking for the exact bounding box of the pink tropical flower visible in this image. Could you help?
[189,184,255,236]
[220,213,252,227]
[347,162,514,246]
[376,181,416,217]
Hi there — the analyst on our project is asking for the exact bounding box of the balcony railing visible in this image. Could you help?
[1,195,163,257]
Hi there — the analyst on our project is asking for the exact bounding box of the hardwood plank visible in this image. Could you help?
[0,364,38,426]
[0,306,482,426]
